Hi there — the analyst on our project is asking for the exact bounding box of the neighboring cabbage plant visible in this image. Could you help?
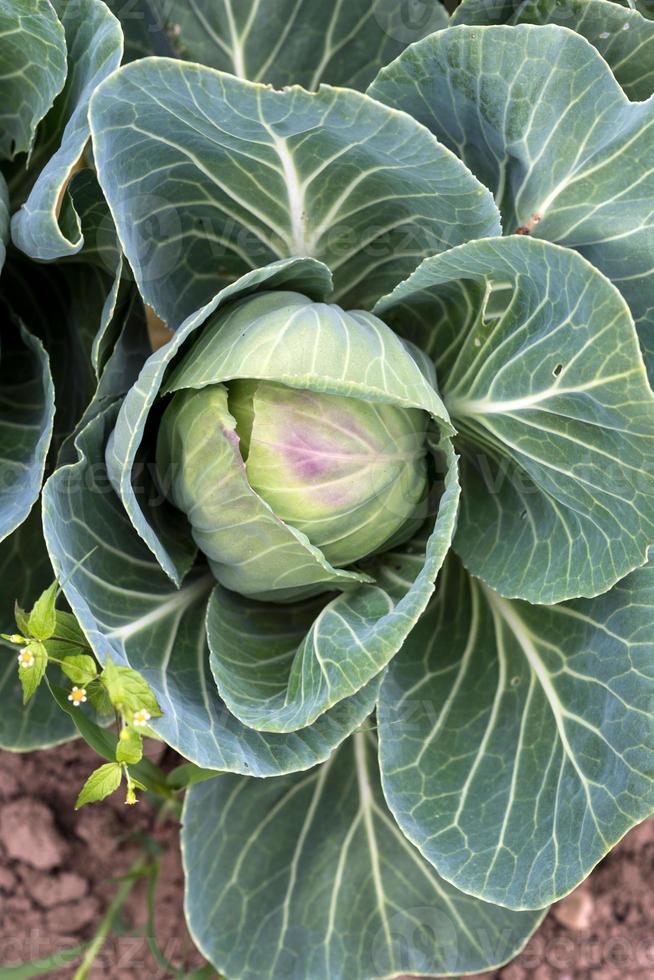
[0,0,134,749]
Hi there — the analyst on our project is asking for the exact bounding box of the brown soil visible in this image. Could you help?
[0,741,652,979]
[0,740,204,978]
[475,817,654,980]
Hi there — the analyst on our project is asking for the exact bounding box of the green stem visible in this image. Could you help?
[72,857,147,980]
[48,634,93,651]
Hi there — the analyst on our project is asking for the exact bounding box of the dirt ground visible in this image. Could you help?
[477,820,654,979]
[0,740,652,979]
[0,739,204,978]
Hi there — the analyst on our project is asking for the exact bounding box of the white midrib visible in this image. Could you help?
[484,587,568,739]
[272,761,330,975]
[106,576,210,642]
[270,131,308,255]
[224,0,246,78]
[481,585,605,837]
[414,583,480,767]
[446,372,630,418]
[354,732,393,954]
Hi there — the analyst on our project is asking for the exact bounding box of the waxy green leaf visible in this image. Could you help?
[183,733,545,979]
[591,0,652,19]
[0,0,66,162]
[0,322,54,544]
[11,0,124,260]
[368,24,654,380]
[452,0,654,100]
[89,56,500,326]
[104,0,176,62]
[3,259,105,447]
[156,0,448,91]
[377,236,654,604]
[378,556,654,909]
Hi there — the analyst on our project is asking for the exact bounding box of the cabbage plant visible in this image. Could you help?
[0,0,133,748]
[3,0,654,977]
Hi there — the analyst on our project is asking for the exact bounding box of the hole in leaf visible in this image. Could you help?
[552,363,563,377]
[510,676,521,688]
[520,510,527,520]
[481,279,514,325]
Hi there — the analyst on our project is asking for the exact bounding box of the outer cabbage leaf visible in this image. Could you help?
[156,0,448,91]
[0,173,8,271]
[4,259,103,445]
[368,24,654,380]
[606,0,652,19]
[182,732,545,980]
[0,0,66,162]
[0,319,54,544]
[0,245,124,535]
[11,0,123,260]
[62,167,134,377]
[89,56,501,327]
[378,556,654,909]
[65,169,121,280]
[104,0,176,61]
[452,0,654,101]
[376,236,654,605]
[0,254,134,750]
[42,403,381,774]
[73,288,151,440]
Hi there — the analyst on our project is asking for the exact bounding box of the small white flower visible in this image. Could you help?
[17,648,35,669]
[68,686,87,706]
[132,708,152,727]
